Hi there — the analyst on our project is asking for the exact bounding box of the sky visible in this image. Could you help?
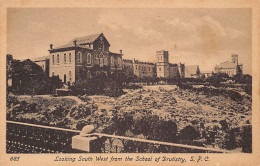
[7,8,252,74]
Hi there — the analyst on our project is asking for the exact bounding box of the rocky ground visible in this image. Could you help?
[7,84,252,152]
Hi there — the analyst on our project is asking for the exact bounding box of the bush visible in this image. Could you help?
[69,104,92,120]
[178,125,200,143]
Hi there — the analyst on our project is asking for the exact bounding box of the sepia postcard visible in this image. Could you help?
[0,0,260,165]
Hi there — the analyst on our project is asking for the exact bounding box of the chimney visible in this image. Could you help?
[73,40,77,46]
[120,49,123,55]
[50,44,53,49]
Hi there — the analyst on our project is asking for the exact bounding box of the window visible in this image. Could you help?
[149,67,150,71]
[87,53,91,64]
[64,53,66,63]
[159,67,161,71]
[69,53,71,63]
[57,54,59,64]
[52,72,54,76]
[118,58,121,66]
[103,58,104,65]
[111,56,114,66]
[69,71,72,81]
[52,55,55,64]
[78,52,81,63]
[136,65,137,70]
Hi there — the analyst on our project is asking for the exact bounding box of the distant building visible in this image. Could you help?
[12,59,45,92]
[214,54,243,77]
[122,59,134,76]
[48,33,123,83]
[155,50,184,78]
[133,59,155,78]
[122,59,155,78]
[185,65,200,78]
[31,56,50,76]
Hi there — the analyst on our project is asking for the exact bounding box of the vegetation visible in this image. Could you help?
[70,66,124,97]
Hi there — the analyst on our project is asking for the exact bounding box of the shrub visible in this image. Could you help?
[178,125,200,143]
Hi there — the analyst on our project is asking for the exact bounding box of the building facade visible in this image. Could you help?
[133,59,155,78]
[214,54,243,77]
[155,50,185,78]
[49,33,123,83]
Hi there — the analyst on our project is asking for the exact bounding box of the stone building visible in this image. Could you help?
[122,59,134,76]
[122,59,155,78]
[133,59,155,78]
[49,33,123,83]
[214,54,243,77]
[155,50,185,78]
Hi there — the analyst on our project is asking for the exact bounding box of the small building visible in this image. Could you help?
[31,56,50,76]
[214,54,243,77]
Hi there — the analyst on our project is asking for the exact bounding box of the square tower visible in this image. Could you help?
[156,50,170,78]
[156,50,169,63]
[232,54,238,64]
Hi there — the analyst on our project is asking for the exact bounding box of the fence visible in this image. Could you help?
[6,120,230,153]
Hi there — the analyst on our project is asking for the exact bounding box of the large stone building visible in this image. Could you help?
[122,59,155,78]
[49,33,123,83]
[133,59,155,78]
[214,54,243,77]
[156,50,185,78]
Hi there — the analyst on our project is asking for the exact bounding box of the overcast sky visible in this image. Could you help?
[7,8,252,74]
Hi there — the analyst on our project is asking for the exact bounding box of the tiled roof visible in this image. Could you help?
[217,61,237,69]
[31,56,49,61]
[52,33,103,50]
[70,33,101,45]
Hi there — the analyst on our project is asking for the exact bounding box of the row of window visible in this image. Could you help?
[111,57,122,66]
[52,53,72,64]
[135,65,153,71]
[223,70,234,76]
[52,52,121,66]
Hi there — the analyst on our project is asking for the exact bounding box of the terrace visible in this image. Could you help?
[6,120,230,153]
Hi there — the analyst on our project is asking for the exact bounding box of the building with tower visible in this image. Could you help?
[214,54,243,77]
[155,50,185,78]
[48,33,123,83]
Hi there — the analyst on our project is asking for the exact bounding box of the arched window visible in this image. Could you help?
[87,53,91,64]
[69,53,72,63]
[64,53,66,63]
[111,56,114,66]
[57,54,59,64]
[69,71,72,81]
[78,52,81,63]
[118,58,121,66]
[52,55,55,64]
